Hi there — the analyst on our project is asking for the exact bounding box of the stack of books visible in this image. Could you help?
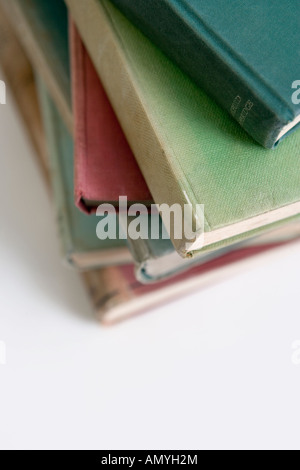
[1,0,300,324]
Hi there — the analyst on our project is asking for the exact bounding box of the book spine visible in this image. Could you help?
[110,0,293,149]
[69,19,90,214]
[37,78,76,267]
[0,0,73,135]
[82,266,136,324]
[0,5,49,182]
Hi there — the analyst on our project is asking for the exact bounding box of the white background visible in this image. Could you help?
[0,87,300,451]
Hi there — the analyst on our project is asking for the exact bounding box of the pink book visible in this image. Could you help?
[70,21,153,214]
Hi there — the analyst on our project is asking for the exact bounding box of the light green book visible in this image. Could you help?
[123,214,238,283]
[127,214,300,283]
[66,0,300,258]
[38,79,131,270]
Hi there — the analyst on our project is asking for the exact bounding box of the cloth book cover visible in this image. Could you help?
[85,238,300,324]
[38,79,131,270]
[123,214,242,283]
[70,21,153,214]
[111,0,300,149]
[0,0,73,133]
[126,213,300,284]
[5,3,300,325]
[66,0,300,260]
[70,20,243,283]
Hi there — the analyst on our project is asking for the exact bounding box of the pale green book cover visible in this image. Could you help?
[66,0,300,258]
[126,214,300,283]
[124,214,237,283]
[38,79,131,270]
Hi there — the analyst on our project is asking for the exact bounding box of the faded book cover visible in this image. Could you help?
[111,0,300,148]
[70,21,152,214]
[66,0,300,259]
[38,80,131,270]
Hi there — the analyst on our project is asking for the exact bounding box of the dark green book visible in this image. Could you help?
[111,0,300,149]
[66,0,300,259]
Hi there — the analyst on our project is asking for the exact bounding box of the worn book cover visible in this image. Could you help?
[0,0,72,133]
[70,21,152,213]
[125,213,300,283]
[0,5,48,182]
[85,239,300,324]
[66,0,300,259]
[111,0,300,149]
[6,5,300,325]
[38,79,131,270]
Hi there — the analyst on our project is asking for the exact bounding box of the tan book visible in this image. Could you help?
[0,0,73,134]
[0,5,48,183]
[84,240,300,325]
